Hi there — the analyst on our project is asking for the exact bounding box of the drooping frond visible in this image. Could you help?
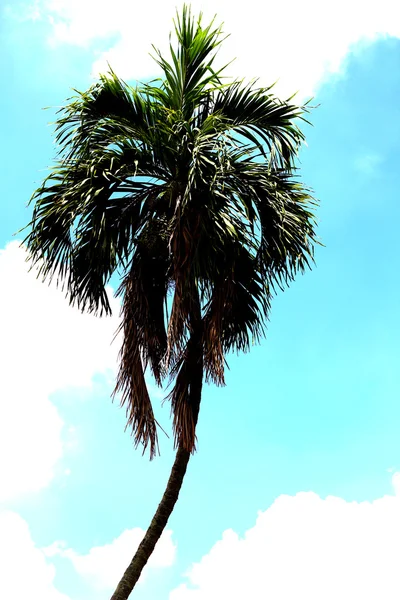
[225,160,318,285]
[118,221,170,385]
[54,69,159,161]
[202,241,272,382]
[213,81,308,168]
[113,303,159,459]
[25,147,167,314]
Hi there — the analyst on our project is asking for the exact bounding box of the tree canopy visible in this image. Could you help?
[24,6,318,460]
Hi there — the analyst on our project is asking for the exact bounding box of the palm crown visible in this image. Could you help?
[25,7,318,459]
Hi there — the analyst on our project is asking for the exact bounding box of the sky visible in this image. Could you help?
[1,0,400,598]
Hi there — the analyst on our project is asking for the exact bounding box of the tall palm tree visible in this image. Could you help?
[24,6,318,599]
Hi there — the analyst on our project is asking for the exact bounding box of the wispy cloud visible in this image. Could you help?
[354,153,384,176]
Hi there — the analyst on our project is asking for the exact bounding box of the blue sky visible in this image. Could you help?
[1,1,400,599]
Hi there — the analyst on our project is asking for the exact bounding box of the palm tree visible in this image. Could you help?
[24,6,318,599]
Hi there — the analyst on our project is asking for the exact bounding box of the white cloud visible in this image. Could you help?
[0,510,71,600]
[44,527,176,590]
[19,0,400,97]
[170,473,400,600]
[0,241,119,502]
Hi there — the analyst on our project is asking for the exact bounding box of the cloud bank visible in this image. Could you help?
[170,473,400,599]
[18,0,400,97]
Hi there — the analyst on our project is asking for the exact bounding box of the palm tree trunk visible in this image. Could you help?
[110,313,203,599]
[110,444,192,600]
[110,281,203,600]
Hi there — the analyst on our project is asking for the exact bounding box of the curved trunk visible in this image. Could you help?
[110,298,203,600]
[110,444,192,600]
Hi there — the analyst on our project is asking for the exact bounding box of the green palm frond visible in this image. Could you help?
[149,5,226,116]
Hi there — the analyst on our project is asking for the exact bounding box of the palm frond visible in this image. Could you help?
[202,243,271,378]
[54,69,156,160]
[226,160,318,286]
[149,5,227,116]
[212,81,308,167]
[24,147,167,314]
